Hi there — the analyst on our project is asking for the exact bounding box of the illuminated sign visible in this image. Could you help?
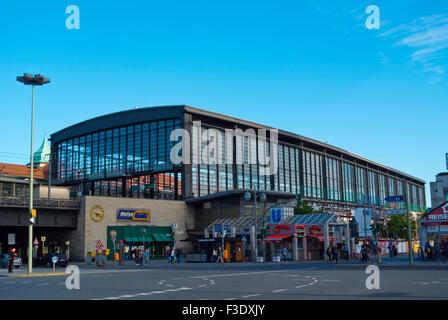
[117,209,151,221]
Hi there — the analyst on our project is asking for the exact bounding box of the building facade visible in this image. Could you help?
[430,172,448,209]
[48,105,427,261]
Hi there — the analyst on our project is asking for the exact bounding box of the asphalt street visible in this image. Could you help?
[0,260,447,300]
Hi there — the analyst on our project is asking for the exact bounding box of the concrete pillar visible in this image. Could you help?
[345,223,351,260]
[250,226,257,262]
[270,242,275,261]
[323,224,329,258]
[304,231,308,261]
[292,234,299,262]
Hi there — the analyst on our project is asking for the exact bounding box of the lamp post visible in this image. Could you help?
[244,191,266,262]
[16,73,50,274]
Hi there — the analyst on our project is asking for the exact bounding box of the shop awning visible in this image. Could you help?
[264,234,291,242]
[152,233,173,242]
[307,235,338,242]
[124,237,141,242]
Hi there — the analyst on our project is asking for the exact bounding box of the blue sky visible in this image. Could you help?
[1,0,447,206]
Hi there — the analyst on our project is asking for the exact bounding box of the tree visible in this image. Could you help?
[386,215,417,240]
[294,200,320,215]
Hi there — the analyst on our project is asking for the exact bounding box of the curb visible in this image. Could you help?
[10,272,67,278]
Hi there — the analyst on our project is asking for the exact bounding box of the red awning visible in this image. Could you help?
[264,235,292,242]
[307,234,338,242]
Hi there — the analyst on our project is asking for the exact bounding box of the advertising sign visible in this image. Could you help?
[385,195,404,202]
[385,208,405,215]
[117,209,151,221]
[421,202,448,226]
[8,233,15,245]
[354,208,372,237]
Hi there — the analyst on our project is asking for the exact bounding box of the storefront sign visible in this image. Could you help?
[8,233,15,245]
[117,209,151,221]
[421,202,448,226]
[270,224,296,235]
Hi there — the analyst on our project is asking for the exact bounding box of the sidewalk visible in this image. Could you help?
[329,255,448,267]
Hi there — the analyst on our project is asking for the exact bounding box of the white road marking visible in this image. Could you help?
[273,289,287,293]
[192,269,292,279]
[321,280,342,282]
[197,284,207,288]
[224,298,236,300]
[295,285,307,288]
[95,287,191,300]
[242,294,260,298]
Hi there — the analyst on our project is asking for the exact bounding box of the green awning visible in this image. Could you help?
[124,237,142,242]
[152,233,173,242]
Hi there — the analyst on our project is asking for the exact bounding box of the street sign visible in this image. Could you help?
[41,236,46,242]
[271,208,281,223]
[51,256,58,264]
[223,224,230,232]
[241,235,247,242]
[33,238,39,246]
[385,208,405,215]
[97,247,103,254]
[110,230,117,237]
[96,240,104,249]
[385,195,404,202]
[214,224,223,234]
[7,234,15,245]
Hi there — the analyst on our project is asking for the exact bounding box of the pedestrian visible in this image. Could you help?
[166,247,171,263]
[135,248,140,266]
[331,246,338,264]
[138,249,144,267]
[216,247,224,264]
[178,248,183,263]
[326,246,332,262]
[171,246,176,264]
[144,248,150,266]
[175,247,180,263]
[281,246,287,263]
[212,248,218,263]
[8,248,15,273]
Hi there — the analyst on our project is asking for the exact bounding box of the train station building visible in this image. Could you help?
[1,105,427,263]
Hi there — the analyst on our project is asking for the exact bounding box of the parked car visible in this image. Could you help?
[0,253,22,268]
[33,253,70,268]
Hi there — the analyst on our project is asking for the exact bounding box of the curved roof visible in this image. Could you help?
[50,105,425,184]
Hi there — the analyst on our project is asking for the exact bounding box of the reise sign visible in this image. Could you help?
[421,202,448,225]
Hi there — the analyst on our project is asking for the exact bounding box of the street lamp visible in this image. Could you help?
[244,191,266,262]
[17,73,50,274]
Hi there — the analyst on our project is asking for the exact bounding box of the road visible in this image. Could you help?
[0,261,447,300]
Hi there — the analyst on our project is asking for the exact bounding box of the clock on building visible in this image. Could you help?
[90,205,104,222]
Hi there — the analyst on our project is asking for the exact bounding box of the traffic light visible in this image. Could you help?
[30,209,37,224]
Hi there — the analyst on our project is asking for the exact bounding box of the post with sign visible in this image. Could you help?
[52,255,58,272]
[110,230,117,265]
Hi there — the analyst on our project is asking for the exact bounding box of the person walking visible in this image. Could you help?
[212,248,218,263]
[171,246,176,264]
[281,246,288,263]
[326,246,332,262]
[138,248,144,267]
[144,248,151,266]
[8,248,15,273]
[175,247,180,263]
[166,247,171,263]
[216,247,224,264]
[331,245,338,264]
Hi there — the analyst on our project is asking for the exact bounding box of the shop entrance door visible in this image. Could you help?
[225,242,231,262]
[235,242,243,262]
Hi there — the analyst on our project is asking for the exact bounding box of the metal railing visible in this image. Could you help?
[0,196,80,209]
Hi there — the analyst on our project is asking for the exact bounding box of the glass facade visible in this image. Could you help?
[51,109,426,212]
[53,118,183,199]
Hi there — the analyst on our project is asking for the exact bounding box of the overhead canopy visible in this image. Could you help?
[152,233,173,242]
[281,213,345,225]
[264,234,291,242]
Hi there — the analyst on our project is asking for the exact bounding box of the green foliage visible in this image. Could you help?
[386,215,417,239]
[294,200,320,215]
